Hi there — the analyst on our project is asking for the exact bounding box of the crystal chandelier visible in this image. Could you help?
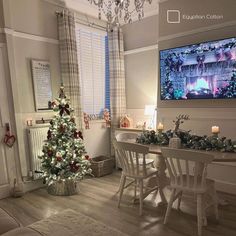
[88,0,152,26]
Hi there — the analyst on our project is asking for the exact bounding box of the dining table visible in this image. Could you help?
[145,144,236,205]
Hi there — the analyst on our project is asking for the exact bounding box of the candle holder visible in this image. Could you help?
[169,136,181,149]
[212,132,219,138]
[157,128,163,134]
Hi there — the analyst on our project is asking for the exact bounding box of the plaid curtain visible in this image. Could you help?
[108,27,126,156]
[108,27,126,127]
[57,10,83,130]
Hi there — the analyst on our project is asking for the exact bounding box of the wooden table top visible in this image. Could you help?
[148,144,236,162]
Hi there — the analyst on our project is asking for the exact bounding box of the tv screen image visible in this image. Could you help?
[160,37,236,100]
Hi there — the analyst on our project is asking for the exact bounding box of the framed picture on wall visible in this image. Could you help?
[31,59,53,111]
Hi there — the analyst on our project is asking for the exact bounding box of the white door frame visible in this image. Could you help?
[0,43,18,199]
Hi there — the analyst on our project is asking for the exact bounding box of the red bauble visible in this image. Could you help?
[70,162,80,172]
[48,149,53,157]
[74,130,83,139]
[74,131,79,139]
[47,130,52,140]
[78,131,83,140]
[56,156,62,162]
[51,101,56,107]
[85,155,90,160]
[59,124,64,133]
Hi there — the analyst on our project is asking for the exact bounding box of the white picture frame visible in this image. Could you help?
[31,59,52,111]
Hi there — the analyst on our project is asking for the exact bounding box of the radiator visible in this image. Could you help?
[27,126,49,180]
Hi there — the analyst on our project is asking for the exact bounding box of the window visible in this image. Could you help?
[76,24,110,115]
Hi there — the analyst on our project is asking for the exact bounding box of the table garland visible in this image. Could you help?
[136,129,236,153]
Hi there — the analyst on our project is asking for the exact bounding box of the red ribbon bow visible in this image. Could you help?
[59,104,70,116]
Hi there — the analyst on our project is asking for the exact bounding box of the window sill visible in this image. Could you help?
[89,119,106,124]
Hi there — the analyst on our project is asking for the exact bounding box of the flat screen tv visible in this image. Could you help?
[160,37,236,100]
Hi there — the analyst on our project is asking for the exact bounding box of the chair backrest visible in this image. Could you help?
[115,141,150,177]
[161,148,214,191]
[115,132,138,142]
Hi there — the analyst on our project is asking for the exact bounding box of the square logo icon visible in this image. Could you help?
[167,10,180,23]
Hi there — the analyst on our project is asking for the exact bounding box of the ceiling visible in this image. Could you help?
[60,0,161,22]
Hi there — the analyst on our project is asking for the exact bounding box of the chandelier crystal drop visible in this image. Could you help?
[88,0,153,27]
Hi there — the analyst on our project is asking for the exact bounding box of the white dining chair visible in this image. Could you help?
[115,132,154,167]
[114,141,159,216]
[161,148,219,236]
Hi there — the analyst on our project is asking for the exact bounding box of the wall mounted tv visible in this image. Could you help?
[160,37,236,100]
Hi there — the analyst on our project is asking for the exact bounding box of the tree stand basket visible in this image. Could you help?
[91,156,114,177]
[47,179,78,196]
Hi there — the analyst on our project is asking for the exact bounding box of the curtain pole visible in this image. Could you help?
[55,11,107,31]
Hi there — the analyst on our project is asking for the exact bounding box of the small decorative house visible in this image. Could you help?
[120,115,133,128]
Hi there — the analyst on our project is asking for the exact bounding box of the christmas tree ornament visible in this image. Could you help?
[70,116,76,123]
[83,112,90,129]
[3,123,16,148]
[38,86,92,196]
[103,108,111,128]
[47,130,52,140]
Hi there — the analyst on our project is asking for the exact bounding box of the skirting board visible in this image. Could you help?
[0,185,10,200]
[215,180,236,195]
[23,179,44,193]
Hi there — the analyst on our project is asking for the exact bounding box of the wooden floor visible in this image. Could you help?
[1,171,236,236]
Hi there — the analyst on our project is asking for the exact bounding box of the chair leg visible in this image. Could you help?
[164,188,176,224]
[177,191,182,210]
[197,194,203,236]
[118,174,126,208]
[139,180,144,216]
[202,199,207,226]
[212,187,219,221]
[134,180,137,200]
[153,173,159,202]
[117,174,123,193]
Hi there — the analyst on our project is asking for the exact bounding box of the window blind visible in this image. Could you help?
[76,24,108,115]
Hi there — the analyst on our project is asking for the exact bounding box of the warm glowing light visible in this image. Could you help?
[157,122,164,131]
[26,119,33,126]
[212,126,220,134]
[187,77,210,91]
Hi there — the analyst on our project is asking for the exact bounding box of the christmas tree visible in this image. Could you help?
[216,67,236,98]
[39,86,92,187]
[161,71,175,100]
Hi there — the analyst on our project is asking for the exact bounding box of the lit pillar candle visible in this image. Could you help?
[157,122,164,131]
[211,126,220,134]
[26,119,33,126]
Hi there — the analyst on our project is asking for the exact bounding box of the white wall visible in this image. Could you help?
[122,15,158,127]
[125,50,157,109]
[1,0,110,187]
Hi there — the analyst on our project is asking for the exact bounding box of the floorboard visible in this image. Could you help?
[0,171,236,236]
